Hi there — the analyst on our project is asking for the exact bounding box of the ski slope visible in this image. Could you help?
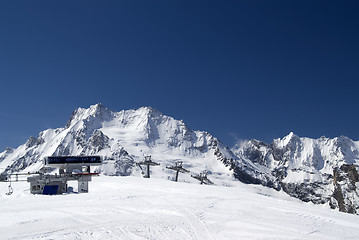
[1,176,359,240]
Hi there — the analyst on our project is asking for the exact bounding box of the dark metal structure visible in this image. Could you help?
[191,171,214,185]
[137,156,160,178]
[166,161,189,182]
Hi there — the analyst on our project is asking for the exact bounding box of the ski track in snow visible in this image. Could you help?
[1,176,359,240]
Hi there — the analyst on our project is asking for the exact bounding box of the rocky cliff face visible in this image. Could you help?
[232,132,359,214]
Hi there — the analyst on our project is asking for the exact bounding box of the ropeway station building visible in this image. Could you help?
[27,156,102,195]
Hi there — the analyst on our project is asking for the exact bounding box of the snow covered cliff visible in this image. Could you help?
[232,132,359,214]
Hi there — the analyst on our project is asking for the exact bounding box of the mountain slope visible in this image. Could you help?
[0,104,275,187]
[232,132,359,214]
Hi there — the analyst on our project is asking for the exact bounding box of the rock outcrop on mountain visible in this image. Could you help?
[232,132,359,214]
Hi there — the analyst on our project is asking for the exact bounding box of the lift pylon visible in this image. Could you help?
[166,161,189,182]
[137,156,160,178]
[191,171,214,185]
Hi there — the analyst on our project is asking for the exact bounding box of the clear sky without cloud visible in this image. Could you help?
[0,1,358,151]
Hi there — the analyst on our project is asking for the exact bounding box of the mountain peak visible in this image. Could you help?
[66,103,113,128]
[89,102,105,111]
[286,131,296,138]
[137,106,162,116]
[274,132,300,148]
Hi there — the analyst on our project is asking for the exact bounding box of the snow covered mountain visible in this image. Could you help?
[1,104,358,215]
[0,104,276,187]
[232,132,359,214]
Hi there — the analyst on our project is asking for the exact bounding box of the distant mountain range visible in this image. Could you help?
[0,103,358,214]
[232,133,359,214]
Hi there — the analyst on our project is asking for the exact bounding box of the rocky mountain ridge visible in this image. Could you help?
[232,132,359,214]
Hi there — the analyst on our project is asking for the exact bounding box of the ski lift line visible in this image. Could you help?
[0,172,41,181]
[136,163,145,175]
[1,179,28,182]
[1,176,30,183]
[166,166,190,173]
[1,172,42,183]
[138,162,160,166]
[6,172,41,175]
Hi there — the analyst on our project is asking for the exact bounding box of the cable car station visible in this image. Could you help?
[26,156,102,195]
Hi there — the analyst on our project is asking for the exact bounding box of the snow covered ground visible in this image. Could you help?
[1,176,359,240]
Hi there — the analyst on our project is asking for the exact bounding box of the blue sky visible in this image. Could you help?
[0,1,358,151]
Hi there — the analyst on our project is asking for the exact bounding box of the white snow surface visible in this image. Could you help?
[1,175,359,240]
